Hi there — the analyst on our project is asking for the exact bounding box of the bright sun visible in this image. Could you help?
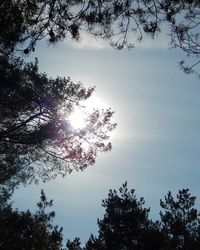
[69,109,86,129]
[68,95,108,130]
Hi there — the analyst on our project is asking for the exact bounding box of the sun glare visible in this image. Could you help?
[69,109,86,129]
[68,95,109,130]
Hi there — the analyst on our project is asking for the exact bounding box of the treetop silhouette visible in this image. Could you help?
[2,183,199,249]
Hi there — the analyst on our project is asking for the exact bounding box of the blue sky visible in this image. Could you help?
[13,34,200,244]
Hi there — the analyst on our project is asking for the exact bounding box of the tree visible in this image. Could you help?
[66,237,82,250]
[0,189,64,250]
[0,54,116,188]
[67,185,200,250]
[1,183,200,249]
[1,0,200,75]
[160,188,200,250]
[85,182,164,250]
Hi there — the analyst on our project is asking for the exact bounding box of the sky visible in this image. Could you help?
[13,33,200,244]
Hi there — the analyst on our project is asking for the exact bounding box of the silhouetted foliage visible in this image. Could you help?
[160,188,200,250]
[0,190,64,250]
[1,0,200,75]
[1,183,200,249]
[0,54,116,188]
[85,182,164,250]
[70,184,200,250]
[66,237,82,250]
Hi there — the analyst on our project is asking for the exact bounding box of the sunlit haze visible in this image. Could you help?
[68,95,109,129]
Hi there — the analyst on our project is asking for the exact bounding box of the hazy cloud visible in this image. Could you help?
[68,31,110,50]
[67,31,168,51]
